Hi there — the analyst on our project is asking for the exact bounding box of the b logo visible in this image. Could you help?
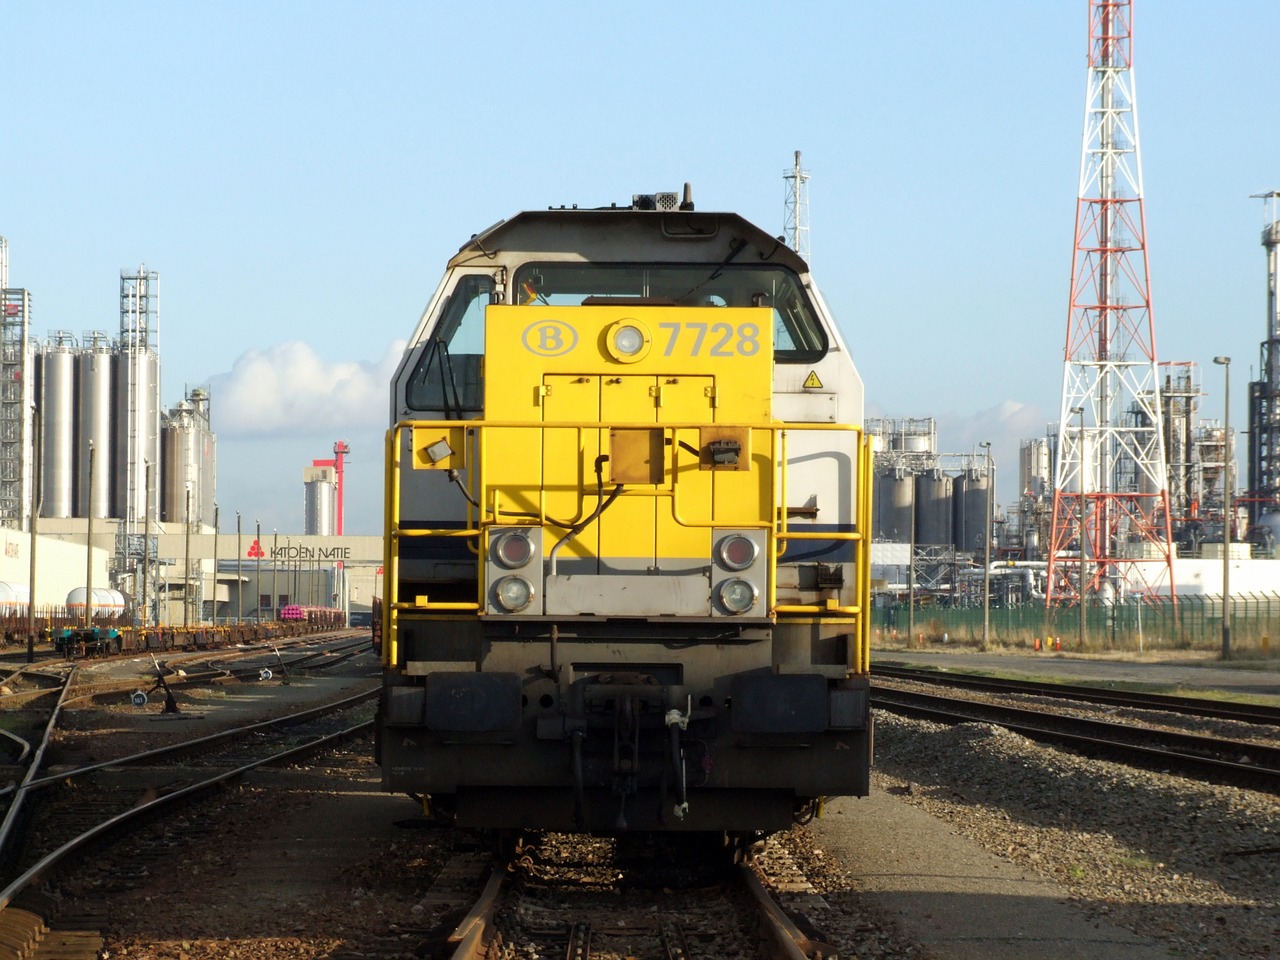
[522,320,578,357]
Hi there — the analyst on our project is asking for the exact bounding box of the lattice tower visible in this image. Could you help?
[116,265,161,534]
[783,150,810,264]
[1047,0,1176,606]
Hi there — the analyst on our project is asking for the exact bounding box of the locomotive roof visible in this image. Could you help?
[447,205,809,275]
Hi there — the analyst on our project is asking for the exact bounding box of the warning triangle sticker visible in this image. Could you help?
[803,370,823,389]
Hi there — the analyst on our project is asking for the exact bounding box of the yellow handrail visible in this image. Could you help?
[385,417,872,672]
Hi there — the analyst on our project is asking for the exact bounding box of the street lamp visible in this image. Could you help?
[85,440,95,630]
[1071,405,1087,650]
[1214,355,1232,659]
[255,519,262,625]
[236,512,243,625]
[980,442,993,649]
[183,484,192,630]
[272,529,279,619]
[907,488,917,646]
[212,503,219,626]
[28,403,41,663]
[143,460,151,630]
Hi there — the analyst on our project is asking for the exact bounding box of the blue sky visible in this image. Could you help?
[2,1,1277,535]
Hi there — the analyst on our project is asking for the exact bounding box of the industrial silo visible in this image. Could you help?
[76,337,114,518]
[161,413,193,523]
[953,469,992,554]
[873,467,915,541]
[38,339,76,518]
[190,389,216,525]
[914,470,953,545]
[112,346,161,521]
[304,465,336,535]
[1019,438,1051,500]
[161,389,217,525]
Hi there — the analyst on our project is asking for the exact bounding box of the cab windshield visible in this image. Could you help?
[513,262,826,363]
[404,262,828,415]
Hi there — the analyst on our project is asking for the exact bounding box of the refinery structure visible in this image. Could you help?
[1248,190,1280,535]
[0,243,381,628]
[866,1,1280,613]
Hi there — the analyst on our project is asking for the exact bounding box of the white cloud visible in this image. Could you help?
[209,339,405,437]
[937,399,1051,455]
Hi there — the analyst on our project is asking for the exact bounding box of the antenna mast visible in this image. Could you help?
[1047,0,1176,608]
[783,150,811,263]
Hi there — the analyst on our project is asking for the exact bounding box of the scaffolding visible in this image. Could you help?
[0,278,33,529]
[1159,362,1200,522]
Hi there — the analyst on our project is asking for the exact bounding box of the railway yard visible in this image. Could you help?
[0,636,1274,960]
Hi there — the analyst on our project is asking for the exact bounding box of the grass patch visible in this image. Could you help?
[1117,853,1157,871]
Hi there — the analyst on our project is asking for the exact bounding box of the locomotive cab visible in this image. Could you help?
[381,190,873,837]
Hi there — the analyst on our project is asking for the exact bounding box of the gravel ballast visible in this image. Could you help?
[869,711,1280,958]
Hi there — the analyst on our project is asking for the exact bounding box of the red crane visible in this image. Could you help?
[312,440,350,535]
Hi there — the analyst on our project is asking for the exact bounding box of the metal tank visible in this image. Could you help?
[1023,526,1040,560]
[190,388,217,525]
[112,347,161,520]
[873,467,915,541]
[1254,510,1280,557]
[914,470,953,546]
[161,390,217,526]
[161,414,193,523]
[953,469,992,554]
[1019,438,1050,500]
[304,466,336,535]
[0,581,29,616]
[66,587,127,618]
[38,341,76,518]
[76,339,114,518]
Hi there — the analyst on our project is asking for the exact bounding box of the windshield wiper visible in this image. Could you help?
[674,238,748,304]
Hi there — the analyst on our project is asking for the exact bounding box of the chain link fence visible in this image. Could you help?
[873,593,1280,656]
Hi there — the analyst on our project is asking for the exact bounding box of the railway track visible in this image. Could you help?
[871,677,1280,793]
[0,678,377,960]
[874,662,1280,724]
[431,833,845,960]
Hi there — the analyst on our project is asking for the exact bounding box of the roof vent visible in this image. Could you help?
[632,191,680,211]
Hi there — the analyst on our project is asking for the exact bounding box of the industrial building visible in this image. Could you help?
[870,6,1278,615]
[0,245,378,630]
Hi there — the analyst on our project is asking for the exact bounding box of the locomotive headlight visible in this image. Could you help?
[494,575,536,612]
[493,530,535,569]
[717,578,758,614]
[614,324,645,355]
[605,319,651,363]
[717,534,758,571]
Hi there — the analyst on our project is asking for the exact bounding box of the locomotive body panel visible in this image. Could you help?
[381,193,872,837]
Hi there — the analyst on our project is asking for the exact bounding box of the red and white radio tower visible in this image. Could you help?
[1047,0,1176,608]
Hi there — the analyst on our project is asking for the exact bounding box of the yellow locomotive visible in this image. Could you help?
[380,188,872,840]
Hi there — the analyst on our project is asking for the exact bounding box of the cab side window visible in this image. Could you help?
[405,275,492,415]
